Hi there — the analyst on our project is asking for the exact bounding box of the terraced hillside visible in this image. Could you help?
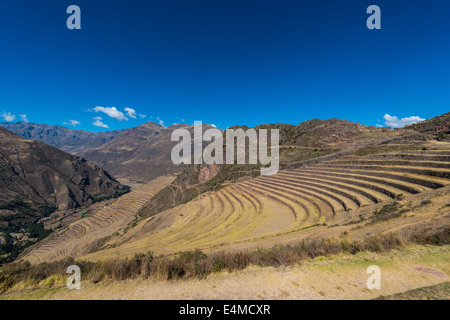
[22,176,174,264]
[82,146,450,261]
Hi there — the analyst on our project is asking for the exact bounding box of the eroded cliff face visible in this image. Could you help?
[198,163,221,182]
[0,127,124,210]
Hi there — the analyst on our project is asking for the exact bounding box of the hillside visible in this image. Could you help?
[3,114,450,301]
[0,122,124,154]
[0,127,125,211]
[139,119,429,219]
[231,118,425,150]
[5,245,448,300]
[253,118,366,148]
[80,122,214,182]
[1,119,406,183]
[6,115,450,264]
[406,112,450,141]
[0,121,187,182]
[2,118,424,184]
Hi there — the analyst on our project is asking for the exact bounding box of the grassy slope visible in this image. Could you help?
[20,176,175,264]
[1,244,448,300]
[375,282,449,300]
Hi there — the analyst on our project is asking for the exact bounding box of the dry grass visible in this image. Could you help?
[2,228,448,295]
[2,241,449,300]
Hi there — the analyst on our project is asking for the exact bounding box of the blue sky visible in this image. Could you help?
[0,0,449,131]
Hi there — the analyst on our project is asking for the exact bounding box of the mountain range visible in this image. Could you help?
[0,122,125,154]
[0,115,445,186]
[1,122,214,182]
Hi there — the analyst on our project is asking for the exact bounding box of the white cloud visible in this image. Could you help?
[63,120,81,127]
[1,112,15,122]
[383,114,426,128]
[92,117,109,128]
[125,107,137,119]
[138,114,147,119]
[92,106,127,121]
[181,119,185,123]
[157,117,164,126]
[20,114,29,123]
[375,124,383,128]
